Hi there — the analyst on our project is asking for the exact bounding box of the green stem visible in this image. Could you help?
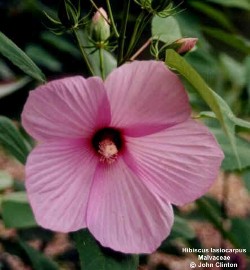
[117,0,131,65]
[99,47,105,80]
[72,29,95,76]
[122,11,151,64]
[106,0,119,38]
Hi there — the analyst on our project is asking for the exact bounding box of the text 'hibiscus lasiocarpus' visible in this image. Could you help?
[21,61,224,254]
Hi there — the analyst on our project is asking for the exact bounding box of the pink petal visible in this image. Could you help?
[125,119,224,206]
[105,61,190,136]
[26,139,97,232]
[22,76,111,141]
[87,158,173,254]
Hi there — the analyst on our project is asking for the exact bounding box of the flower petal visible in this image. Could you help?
[22,76,111,141]
[87,159,173,254]
[26,139,97,232]
[105,61,190,136]
[125,119,224,205]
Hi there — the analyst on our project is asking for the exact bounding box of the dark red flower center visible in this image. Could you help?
[92,127,123,164]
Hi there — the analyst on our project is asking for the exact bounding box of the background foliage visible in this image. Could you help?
[0,0,250,269]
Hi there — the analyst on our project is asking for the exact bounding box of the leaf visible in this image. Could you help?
[0,171,13,190]
[152,15,182,44]
[202,27,250,55]
[165,49,250,169]
[210,127,250,171]
[19,240,59,270]
[0,116,31,164]
[204,0,250,10]
[230,218,250,255]
[73,229,139,270]
[26,44,62,72]
[0,32,46,82]
[190,2,235,31]
[41,31,80,58]
[169,215,195,240]
[1,191,37,229]
[0,77,31,99]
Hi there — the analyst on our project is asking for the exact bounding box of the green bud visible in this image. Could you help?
[89,8,110,43]
[151,0,171,12]
[58,0,79,28]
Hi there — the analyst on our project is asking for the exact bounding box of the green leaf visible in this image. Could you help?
[230,218,250,255]
[152,15,182,43]
[0,32,46,82]
[41,31,80,58]
[19,240,59,270]
[165,49,250,169]
[204,0,250,10]
[196,198,239,248]
[73,229,139,270]
[169,216,195,240]
[0,77,31,99]
[0,116,31,164]
[202,27,250,55]
[190,2,235,31]
[26,45,62,72]
[1,191,37,228]
[210,127,250,171]
[0,171,13,190]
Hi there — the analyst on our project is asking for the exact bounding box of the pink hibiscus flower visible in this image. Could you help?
[21,61,223,254]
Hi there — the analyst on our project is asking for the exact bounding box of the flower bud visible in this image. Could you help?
[58,0,79,28]
[89,8,110,43]
[151,0,172,12]
[175,38,198,54]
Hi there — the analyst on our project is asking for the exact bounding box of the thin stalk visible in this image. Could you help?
[130,38,151,61]
[122,11,151,64]
[117,0,131,65]
[99,47,105,80]
[106,0,119,38]
[72,29,95,76]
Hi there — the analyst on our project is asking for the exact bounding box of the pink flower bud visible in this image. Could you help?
[89,7,110,42]
[176,38,198,54]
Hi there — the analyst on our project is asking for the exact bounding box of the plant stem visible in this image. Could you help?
[122,11,151,64]
[72,29,95,76]
[99,47,105,80]
[130,38,151,61]
[117,0,131,65]
[106,0,119,38]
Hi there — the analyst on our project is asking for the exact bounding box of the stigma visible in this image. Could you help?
[98,139,118,164]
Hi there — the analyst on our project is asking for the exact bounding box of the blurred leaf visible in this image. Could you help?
[202,27,250,55]
[230,218,250,255]
[1,191,37,228]
[196,198,238,248]
[0,116,31,164]
[0,77,31,99]
[19,240,59,270]
[0,171,13,190]
[152,16,182,43]
[73,229,139,270]
[190,2,235,31]
[0,59,15,80]
[169,215,195,240]
[204,0,250,10]
[26,45,62,72]
[0,32,46,82]
[219,53,246,87]
[242,170,250,192]
[165,49,250,169]
[41,31,80,58]
[210,127,250,171]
